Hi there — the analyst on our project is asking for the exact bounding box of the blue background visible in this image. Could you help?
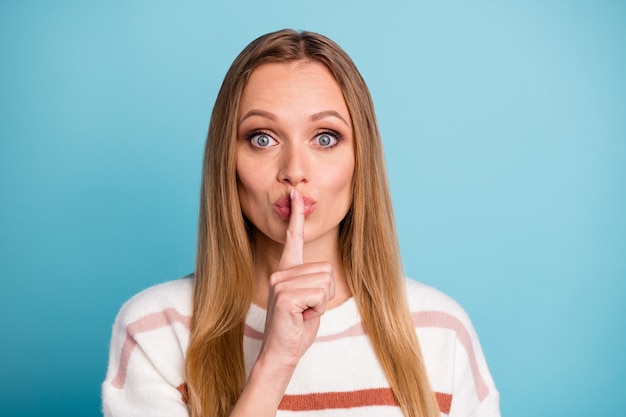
[1,1,624,416]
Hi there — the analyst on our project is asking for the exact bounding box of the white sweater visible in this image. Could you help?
[102,277,500,417]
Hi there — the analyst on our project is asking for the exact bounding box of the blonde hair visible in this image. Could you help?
[186,29,440,417]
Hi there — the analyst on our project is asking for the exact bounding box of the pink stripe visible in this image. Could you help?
[245,311,489,401]
[244,323,366,342]
[111,308,191,388]
[412,311,490,401]
[244,324,264,339]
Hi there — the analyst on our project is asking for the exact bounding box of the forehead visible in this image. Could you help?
[239,61,351,121]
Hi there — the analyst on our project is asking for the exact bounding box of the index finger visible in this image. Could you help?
[277,188,304,269]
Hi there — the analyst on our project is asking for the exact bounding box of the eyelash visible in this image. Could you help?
[246,130,275,148]
[315,129,342,149]
[245,129,343,149]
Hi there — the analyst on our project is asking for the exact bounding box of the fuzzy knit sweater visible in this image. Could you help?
[102,277,500,417]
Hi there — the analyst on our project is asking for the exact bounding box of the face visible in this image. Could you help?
[236,61,355,249]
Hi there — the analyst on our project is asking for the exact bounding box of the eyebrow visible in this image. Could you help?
[310,110,349,127]
[238,109,350,127]
[238,110,276,126]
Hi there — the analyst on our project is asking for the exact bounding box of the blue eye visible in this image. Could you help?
[316,132,339,148]
[249,133,276,148]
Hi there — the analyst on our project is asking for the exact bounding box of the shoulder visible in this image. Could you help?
[103,276,194,416]
[403,277,479,347]
[403,278,468,318]
[112,276,194,332]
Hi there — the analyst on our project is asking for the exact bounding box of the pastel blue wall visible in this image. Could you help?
[1,1,624,416]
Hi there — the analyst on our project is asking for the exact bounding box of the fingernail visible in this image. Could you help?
[290,188,295,199]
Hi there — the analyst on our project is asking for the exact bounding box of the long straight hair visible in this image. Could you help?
[185,29,440,417]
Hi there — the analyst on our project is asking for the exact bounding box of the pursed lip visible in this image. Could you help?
[273,194,317,220]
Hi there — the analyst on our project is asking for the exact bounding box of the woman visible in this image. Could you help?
[103,29,500,417]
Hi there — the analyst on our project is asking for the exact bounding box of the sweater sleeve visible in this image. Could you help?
[102,279,193,417]
[447,308,500,417]
[404,279,500,417]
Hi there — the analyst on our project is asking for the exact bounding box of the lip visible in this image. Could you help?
[273,194,317,220]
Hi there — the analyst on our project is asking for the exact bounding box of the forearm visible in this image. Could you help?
[229,355,294,417]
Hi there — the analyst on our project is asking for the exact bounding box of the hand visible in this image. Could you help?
[230,189,336,416]
[259,188,335,372]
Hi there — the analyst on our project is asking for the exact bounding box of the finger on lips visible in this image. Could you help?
[278,188,305,270]
[271,188,335,315]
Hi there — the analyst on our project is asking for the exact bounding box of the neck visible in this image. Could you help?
[250,228,352,310]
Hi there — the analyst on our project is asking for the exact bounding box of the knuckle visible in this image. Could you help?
[272,280,288,295]
[320,262,333,274]
[269,271,284,286]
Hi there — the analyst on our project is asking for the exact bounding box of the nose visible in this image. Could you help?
[278,143,308,186]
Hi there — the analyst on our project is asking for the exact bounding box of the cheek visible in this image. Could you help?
[236,159,271,216]
[327,160,355,192]
[236,156,257,195]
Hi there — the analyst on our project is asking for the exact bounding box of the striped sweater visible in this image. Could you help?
[102,277,500,416]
